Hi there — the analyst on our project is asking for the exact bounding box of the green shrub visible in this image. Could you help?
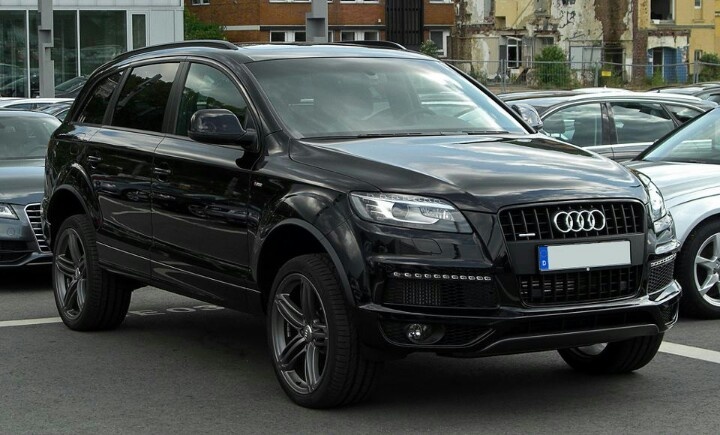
[698,53,720,81]
[533,46,572,88]
[184,9,226,40]
[419,40,439,58]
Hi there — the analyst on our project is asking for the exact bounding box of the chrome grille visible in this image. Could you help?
[24,204,51,253]
[500,201,645,241]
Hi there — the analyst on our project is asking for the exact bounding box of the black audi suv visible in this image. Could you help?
[43,41,681,408]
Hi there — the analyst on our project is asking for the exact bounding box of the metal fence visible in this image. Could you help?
[446,59,720,93]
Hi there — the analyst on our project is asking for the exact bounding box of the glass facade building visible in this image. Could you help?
[0,2,183,98]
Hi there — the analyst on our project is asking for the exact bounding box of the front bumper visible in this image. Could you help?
[356,279,680,358]
[0,204,52,267]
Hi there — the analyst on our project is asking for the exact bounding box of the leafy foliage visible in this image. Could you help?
[419,40,439,58]
[698,53,720,82]
[184,9,226,41]
[533,46,572,88]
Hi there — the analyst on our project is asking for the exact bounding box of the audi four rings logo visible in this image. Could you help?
[553,209,606,233]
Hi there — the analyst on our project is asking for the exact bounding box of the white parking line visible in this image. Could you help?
[2,317,719,365]
[0,317,62,328]
[660,342,720,365]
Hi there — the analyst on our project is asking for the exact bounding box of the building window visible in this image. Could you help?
[695,0,701,8]
[191,0,210,5]
[507,37,522,68]
[270,31,307,42]
[339,1,380,3]
[650,0,674,21]
[340,31,379,41]
[132,14,147,49]
[79,11,127,76]
[429,30,449,57]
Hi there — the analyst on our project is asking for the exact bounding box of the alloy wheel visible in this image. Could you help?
[693,232,720,307]
[270,273,329,395]
[53,228,88,320]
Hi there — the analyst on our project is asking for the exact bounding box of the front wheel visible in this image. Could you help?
[52,214,131,331]
[558,334,664,374]
[676,220,720,318]
[267,254,382,408]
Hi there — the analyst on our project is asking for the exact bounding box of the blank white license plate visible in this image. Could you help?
[538,241,631,272]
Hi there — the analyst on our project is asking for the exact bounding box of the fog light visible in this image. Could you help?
[405,323,444,344]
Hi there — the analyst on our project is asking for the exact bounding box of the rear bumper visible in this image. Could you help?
[356,279,680,358]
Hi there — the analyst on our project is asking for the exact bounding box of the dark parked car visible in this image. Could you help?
[499,92,716,161]
[0,110,60,267]
[627,107,720,318]
[43,41,681,408]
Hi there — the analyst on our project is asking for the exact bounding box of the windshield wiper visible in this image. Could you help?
[460,130,510,135]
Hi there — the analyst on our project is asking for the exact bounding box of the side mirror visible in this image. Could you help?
[188,109,257,149]
[511,103,544,133]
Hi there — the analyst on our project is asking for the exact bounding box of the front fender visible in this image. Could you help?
[669,196,720,245]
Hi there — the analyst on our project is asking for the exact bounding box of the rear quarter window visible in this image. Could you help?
[77,72,123,124]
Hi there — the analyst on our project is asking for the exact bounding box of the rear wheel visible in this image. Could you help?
[676,220,720,318]
[558,334,664,374]
[52,214,131,331]
[267,254,382,408]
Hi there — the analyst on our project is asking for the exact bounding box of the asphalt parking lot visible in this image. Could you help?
[2,266,720,434]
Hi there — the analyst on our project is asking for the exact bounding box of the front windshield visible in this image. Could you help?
[642,108,720,164]
[247,57,526,138]
[0,116,60,159]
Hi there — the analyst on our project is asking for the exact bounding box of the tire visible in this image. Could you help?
[676,220,720,319]
[558,334,664,374]
[52,214,131,331]
[267,254,382,408]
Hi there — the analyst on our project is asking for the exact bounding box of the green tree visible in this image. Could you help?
[534,45,572,88]
[184,9,226,41]
[419,40,439,58]
[698,53,720,82]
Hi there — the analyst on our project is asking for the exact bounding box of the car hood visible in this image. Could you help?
[625,161,720,205]
[0,158,45,205]
[291,135,644,212]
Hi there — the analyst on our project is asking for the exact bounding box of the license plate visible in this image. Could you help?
[538,241,631,272]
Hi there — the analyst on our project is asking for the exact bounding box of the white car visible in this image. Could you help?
[0,97,74,111]
[626,107,720,318]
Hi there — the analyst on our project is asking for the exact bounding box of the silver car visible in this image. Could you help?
[501,92,717,161]
[627,107,720,318]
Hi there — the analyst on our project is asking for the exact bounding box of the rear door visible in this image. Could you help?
[151,61,257,309]
[89,62,180,277]
[607,101,676,161]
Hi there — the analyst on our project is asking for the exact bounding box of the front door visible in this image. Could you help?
[151,62,256,309]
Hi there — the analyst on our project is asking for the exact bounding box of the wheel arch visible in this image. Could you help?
[670,197,720,245]
[255,218,355,312]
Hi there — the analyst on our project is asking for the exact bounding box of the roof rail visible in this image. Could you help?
[332,40,406,50]
[110,40,238,64]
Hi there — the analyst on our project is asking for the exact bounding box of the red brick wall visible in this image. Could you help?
[185,0,454,43]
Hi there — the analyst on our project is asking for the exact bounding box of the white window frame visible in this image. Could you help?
[429,29,450,57]
[339,1,380,4]
[695,0,702,8]
[269,30,307,42]
[191,0,210,5]
[650,0,675,22]
[340,30,380,42]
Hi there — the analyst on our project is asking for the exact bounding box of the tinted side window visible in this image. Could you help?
[543,103,603,147]
[112,63,179,133]
[666,104,703,123]
[175,63,248,136]
[610,102,674,143]
[77,73,122,124]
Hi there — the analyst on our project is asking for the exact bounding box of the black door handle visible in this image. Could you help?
[153,167,172,176]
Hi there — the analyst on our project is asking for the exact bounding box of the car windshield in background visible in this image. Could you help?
[641,108,720,164]
[0,115,60,159]
[247,57,526,139]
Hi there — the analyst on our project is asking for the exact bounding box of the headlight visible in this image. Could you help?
[635,172,670,233]
[0,203,18,220]
[350,192,472,233]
